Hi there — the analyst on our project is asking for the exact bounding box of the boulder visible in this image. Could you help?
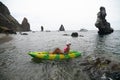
[0,2,21,33]
[21,17,30,31]
[59,24,65,31]
[95,7,114,35]
[71,32,78,37]
[20,32,28,35]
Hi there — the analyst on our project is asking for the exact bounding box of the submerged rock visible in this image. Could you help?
[95,7,114,35]
[63,33,69,36]
[79,35,84,37]
[59,24,65,31]
[80,55,120,80]
[71,32,78,37]
[20,32,28,35]
[21,17,30,31]
[79,28,88,32]
[45,30,51,32]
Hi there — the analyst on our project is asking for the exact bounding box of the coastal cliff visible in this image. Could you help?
[0,2,30,33]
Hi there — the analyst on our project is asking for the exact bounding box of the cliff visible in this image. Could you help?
[0,2,31,33]
[0,2,21,33]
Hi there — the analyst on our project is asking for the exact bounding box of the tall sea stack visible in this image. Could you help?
[41,26,44,31]
[21,17,30,31]
[95,7,114,35]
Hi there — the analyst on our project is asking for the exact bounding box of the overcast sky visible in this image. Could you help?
[1,0,120,31]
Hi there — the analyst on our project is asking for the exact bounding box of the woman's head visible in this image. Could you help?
[66,42,71,46]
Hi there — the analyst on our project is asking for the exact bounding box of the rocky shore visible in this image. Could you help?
[0,34,13,44]
[80,53,120,80]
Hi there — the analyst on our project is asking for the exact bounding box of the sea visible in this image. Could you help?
[0,30,120,80]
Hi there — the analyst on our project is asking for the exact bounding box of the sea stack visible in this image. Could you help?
[41,26,44,31]
[95,7,114,35]
[0,2,21,33]
[59,24,65,31]
[21,17,30,31]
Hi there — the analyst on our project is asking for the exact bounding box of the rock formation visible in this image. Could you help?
[79,28,88,32]
[41,26,44,31]
[71,32,78,37]
[0,2,21,33]
[0,2,31,33]
[95,7,114,35]
[20,32,28,35]
[80,55,120,80]
[21,17,30,31]
[59,24,65,31]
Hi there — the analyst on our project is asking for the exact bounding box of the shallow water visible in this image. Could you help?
[0,31,120,80]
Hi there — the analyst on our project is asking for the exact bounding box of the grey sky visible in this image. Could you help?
[1,0,120,31]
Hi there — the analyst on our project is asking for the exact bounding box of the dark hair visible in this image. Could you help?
[67,44,71,46]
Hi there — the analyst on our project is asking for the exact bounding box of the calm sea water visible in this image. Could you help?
[0,31,120,80]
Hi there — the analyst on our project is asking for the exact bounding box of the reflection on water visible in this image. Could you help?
[94,32,120,55]
[0,31,120,80]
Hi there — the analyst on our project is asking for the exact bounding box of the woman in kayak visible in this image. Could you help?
[64,42,71,54]
[52,42,71,54]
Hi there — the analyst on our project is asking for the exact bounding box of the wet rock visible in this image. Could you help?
[95,7,114,35]
[79,35,84,37]
[0,2,21,33]
[21,17,30,31]
[63,33,69,36]
[0,26,16,34]
[59,24,65,31]
[101,73,112,80]
[71,32,78,37]
[5,30,17,34]
[106,72,120,80]
[80,55,120,80]
[20,32,28,35]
